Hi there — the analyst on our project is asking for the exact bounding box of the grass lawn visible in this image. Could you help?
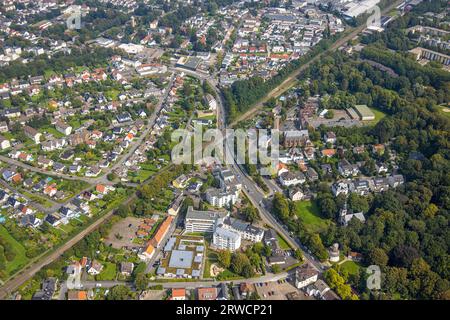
[204,250,242,280]
[21,191,54,208]
[276,234,291,250]
[0,225,29,277]
[203,250,217,279]
[294,200,332,233]
[68,119,83,130]
[130,169,155,183]
[340,260,362,276]
[105,89,120,101]
[216,269,242,281]
[367,107,387,125]
[438,106,450,119]
[40,126,65,138]
[96,262,117,281]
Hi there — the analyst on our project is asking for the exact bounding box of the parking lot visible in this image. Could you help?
[104,217,144,249]
[254,279,311,300]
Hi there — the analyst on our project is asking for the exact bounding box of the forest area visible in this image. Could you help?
[270,1,449,300]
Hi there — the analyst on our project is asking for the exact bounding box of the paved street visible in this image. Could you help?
[57,271,290,299]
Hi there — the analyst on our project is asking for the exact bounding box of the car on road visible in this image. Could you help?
[96,283,102,288]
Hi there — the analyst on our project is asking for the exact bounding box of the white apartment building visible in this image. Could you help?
[213,226,242,251]
[221,217,264,243]
[205,187,239,208]
[184,206,227,233]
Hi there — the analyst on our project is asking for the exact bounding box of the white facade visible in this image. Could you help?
[296,272,318,289]
[205,188,239,208]
[213,226,241,251]
[279,171,306,187]
[0,137,10,150]
[185,206,226,233]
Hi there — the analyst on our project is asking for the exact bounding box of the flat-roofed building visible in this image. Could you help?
[185,206,227,233]
[353,105,375,121]
[213,225,241,251]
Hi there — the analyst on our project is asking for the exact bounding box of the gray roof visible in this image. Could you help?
[296,263,318,282]
[176,269,185,276]
[156,266,166,275]
[186,206,227,222]
[223,216,264,237]
[168,250,194,269]
[164,237,176,252]
[214,226,241,241]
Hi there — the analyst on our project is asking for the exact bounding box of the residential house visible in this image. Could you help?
[197,287,218,300]
[45,214,61,227]
[372,177,390,193]
[350,179,370,195]
[96,184,114,195]
[37,156,53,168]
[388,174,404,188]
[375,163,389,174]
[44,184,58,197]
[120,262,134,276]
[0,135,10,150]
[306,279,330,299]
[306,167,319,181]
[324,131,336,144]
[71,198,90,214]
[338,159,359,177]
[0,122,8,133]
[289,188,305,201]
[279,171,306,187]
[171,288,186,300]
[86,166,101,177]
[20,214,41,228]
[2,169,15,182]
[116,112,132,123]
[321,149,336,158]
[295,263,319,289]
[53,162,66,172]
[138,244,155,261]
[60,150,75,161]
[32,278,57,300]
[55,121,72,136]
[87,260,103,275]
[332,181,349,197]
[67,291,88,301]
[24,125,42,144]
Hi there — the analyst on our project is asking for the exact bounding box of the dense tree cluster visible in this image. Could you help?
[301,33,448,301]
[270,3,449,298]
[0,47,116,83]
[222,35,339,122]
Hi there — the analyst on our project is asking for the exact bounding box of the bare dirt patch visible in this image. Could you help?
[104,217,144,249]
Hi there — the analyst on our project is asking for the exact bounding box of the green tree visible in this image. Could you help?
[367,247,389,268]
[106,285,132,300]
[116,204,131,218]
[348,193,370,213]
[134,273,149,291]
[272,193,290,221]
[230,252,250,275]
[217,250,231,269]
